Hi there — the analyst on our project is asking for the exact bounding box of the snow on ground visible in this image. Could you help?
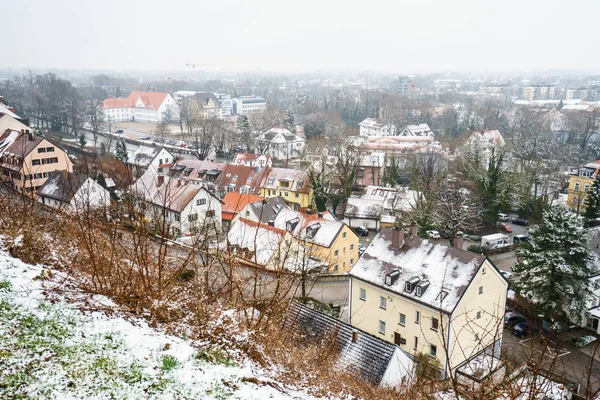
[0,245,338,399]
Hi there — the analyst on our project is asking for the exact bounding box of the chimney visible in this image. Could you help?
[157,175,164,187]
[27,130,32,141]
[268,220,275,227]
[455,235,464,250]
[409,222,418,238]
[177,179,181,187]
[392,226,404,250]
[318,212,323,218]
[351,330,359,343]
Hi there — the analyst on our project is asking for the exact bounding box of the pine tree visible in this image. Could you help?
[115,139,128,163]
[79,134,86,148]
[96,173,107,189]
[284,108,296,133]
[512,206,593,324]
[236,115,252,152]
[557,99,564,110]
[584,175,600,223]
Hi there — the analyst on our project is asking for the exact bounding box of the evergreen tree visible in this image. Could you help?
[557,99,564,110]
[96,173,107,189]
[236,115,252,152]
[512,206,593,324]
[284,108,296,133]
[100,142,107,155]
[383,156,399,187]
[584,175,600,223]
[115,138,128,163]
[79,134,86,148]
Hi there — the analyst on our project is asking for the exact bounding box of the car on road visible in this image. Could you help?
[501,271,513,281]
[233,146,243,152]
[512,216,529,226]
[358,244,366,255]
[498,213,510,222]
[115,129,124,134]
[512,322,539,338]
[427,230,441,239]
[504,311,525,328]
[139,136,151,141]
[500,223,513,233]
[513,234,530,244]
[353,226,369,236]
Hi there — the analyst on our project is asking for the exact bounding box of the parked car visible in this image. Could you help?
[512,216,529,226]
[115,129,124,134]
[427,230,441,239]
[498,213,510,222]
[513,235,530,244]
[353,226,369,236]
[465,234,481,242]
[500,223,513,233]
[501,271,513,280]
[139,136,151,141]
[504,311,525,328]
[512,323,539,338]
[233,146,243,152]
[358,244,366,255]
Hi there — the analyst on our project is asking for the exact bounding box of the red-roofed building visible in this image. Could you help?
[221,192,264,227]
[102,91,179,123]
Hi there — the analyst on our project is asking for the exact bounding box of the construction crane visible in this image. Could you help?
[185,63,215,80]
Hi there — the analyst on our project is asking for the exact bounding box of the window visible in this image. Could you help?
[32,159,41,166]
[38,148,46,153]
[415,311,420,324]
[476,311,482,319]
[399,313,406,326]
[188,214,198,222]
[33,173,42,179]
[350,244,354,251]
[50,157,58,163]
[585,184,591,192]
[479,286,483,295]
[359,288,366,301]
[173,214,181,222]
[295,193,299,198]
[334,249,339,258]
[431,317,439,331]
[196,198,206,206]
[333,264,338,273]
[429,344,437,358]
[43,172,51,178]
[380,296,387,310]
[350,258,354,265]
[378,321,386,335]
[482,267,486,275]
[46,147,54,153]
[284,192,288,197]
[575,182,581,191]
[414,336,418,350]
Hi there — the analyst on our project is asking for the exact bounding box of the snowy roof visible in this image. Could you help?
[38,170,89,202]
[258,127,304,144]
[262,168,311,193]
[359,117,383,128]
[287,302,414,386]
[561,104,592,111]
[0,129,59,160]
[465,130,505,148]
[273,208,346,248]
[345,197,384,219]
[127,146,161,167]
[0,115,28,133]
[401,123,433,137]
[349,229,486,313]
[361,186,419,212]
[233,96,265,103]
[0,102,21,119]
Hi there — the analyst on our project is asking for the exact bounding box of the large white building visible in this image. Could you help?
[215,93,233,117]
[232,96,266,116]
[359,118,396,137]
[102,91,180,123]
[255,127,305,160]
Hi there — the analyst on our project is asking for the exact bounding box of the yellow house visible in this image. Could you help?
[259,167,313,210]
[348,227,508,377]
[234,197,359,274]
[189,93,222,120]
[567,160,600,213]
[0,129,73,195]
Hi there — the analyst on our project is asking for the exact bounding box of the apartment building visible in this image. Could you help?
[231,96,266,115]
[255,127,306,160]
[0,129,73,194]
[521,84,556,101]
[259,167,313,210]
[189,92,222,120]
[349,227,507,378]
[102,91,179,122]
[567,160,600,213]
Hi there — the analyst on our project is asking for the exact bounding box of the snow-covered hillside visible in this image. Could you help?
[0,244,337,399]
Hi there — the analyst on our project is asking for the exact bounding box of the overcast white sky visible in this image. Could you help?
[4,0,599,74]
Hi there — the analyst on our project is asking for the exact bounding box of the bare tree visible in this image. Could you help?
[434,186,482,246]
[154,120,171,144]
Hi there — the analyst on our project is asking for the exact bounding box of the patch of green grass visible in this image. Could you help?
[195,348,235,367]
[206,380,232,400]
[0,280,11,291]
[160,355,180,372]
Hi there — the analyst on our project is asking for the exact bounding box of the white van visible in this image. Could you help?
[482,233,510,250]
[498,213,509,222]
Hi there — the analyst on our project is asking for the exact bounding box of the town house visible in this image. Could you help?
[348,227,508,377]
[38,170,110,212]
[259,167,312,210]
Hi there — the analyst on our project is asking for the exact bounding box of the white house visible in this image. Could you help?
[232,153,273,168]
[359,118,396,137]
[398,123,433,137]
[132,169,222,237]
[231,96,266,116]
[102,91,180,123]
[38,170,110,212]
[127,146,175,175]
[255,127,305,160]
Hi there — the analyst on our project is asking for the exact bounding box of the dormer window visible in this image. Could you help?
[306,223,321,239]
[385,270,401,286]
[415,280,429,297]
[405,276,420,293]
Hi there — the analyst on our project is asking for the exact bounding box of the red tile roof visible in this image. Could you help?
[222,192,264,221]
[102,91,170,110]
